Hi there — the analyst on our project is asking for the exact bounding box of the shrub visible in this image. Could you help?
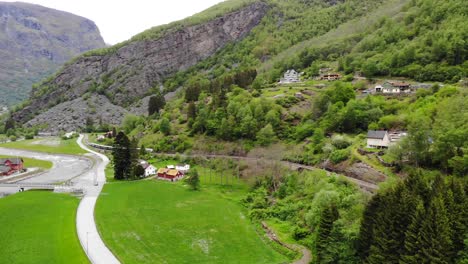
[329,149,350,164]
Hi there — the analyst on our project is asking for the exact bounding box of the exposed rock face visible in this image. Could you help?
[14,2,269,132]
[322,161,387,184]
[0,2,106,106]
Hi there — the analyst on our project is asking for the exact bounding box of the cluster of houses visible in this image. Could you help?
[0,158,24,176]
[279,69,342,84]
[138,160,190,182]
[366,130,407,149]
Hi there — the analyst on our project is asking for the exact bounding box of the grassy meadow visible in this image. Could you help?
[0,191,89,264]
[95,180,288,264]
[0,137,86,155]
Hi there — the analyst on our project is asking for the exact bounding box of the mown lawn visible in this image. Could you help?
[95,181,288,264]
[0,138,86,155]
[0,191,88,264]
[0,155,53,169]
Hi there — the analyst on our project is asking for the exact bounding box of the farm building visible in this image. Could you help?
[139,160,157,177]
[157,168,184,182]
[176,164,190,174]
[0,158,24,176]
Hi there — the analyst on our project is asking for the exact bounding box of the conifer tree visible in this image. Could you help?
[419,194,452,263]
[113,131,131,180]
[316,204,339,263]
[401,198,425,264]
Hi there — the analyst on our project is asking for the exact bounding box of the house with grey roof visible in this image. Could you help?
[367,130,390,148]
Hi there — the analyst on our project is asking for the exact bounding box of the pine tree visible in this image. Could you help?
[419,194,452,264]
[401,198,425,264]
[130,137,139,179]
[316,204,339,263]
[357,194,382,260]
[148,92,166,115]
[113,131,131,180]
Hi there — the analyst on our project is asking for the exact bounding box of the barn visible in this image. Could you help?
[157,168,183,182]
[0,158,24,176]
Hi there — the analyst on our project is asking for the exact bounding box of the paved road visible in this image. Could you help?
[0,147,91,194]
[74,135,120,264]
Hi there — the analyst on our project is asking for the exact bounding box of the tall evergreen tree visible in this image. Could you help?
[148,92,166,115]
[401,198,425,263]
[316,204,339,263]
[418,194,452,264]
[113,131,131,180]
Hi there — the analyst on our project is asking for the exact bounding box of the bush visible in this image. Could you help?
[292,226,310,240]
[329,149,350,164]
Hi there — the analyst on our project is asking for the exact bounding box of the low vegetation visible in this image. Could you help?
[0,191,88,264]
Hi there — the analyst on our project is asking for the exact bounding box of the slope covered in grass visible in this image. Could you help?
[95,180,288,264]
[0,191,88,264]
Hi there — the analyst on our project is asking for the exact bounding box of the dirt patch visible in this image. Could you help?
[31,138,61,146]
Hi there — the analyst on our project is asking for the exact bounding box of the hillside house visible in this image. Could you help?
[367,131,390,148]
[375,81,412,94]
[157,168,184,182]
[279,69,301,84]
[0,158,24,176]
[320,73,341,81]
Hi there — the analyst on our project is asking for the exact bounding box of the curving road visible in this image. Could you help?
[0,137,120,264]
[0,147,92,194]
[74,135,120,264]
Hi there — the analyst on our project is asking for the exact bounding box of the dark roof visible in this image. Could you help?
[367,130,387,139]
[0,158,23,164]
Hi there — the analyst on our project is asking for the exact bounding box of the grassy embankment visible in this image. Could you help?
[0,138,86,155]
[96,159,290,264]
[0,191,89,264]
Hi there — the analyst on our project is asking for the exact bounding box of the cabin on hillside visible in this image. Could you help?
[367,131,390,148]
[0,158,24,176]
[320,73,341,81]
[375,81,412,94]
[279,69,301,84]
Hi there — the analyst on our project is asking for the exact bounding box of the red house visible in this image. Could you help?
[157,168,183,182]
[0,158,24,176]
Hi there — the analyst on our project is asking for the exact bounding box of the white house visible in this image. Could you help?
[279,69,301,84]
[176,164,190,174]
[145,165,157,177]
[367,130,391,148]
[166,165,175,169]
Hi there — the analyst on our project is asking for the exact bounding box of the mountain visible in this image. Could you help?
[0,1,106,107]
[10,0,467,132]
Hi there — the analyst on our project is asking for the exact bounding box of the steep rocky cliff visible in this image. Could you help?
[0,2,105,107]
[13,2,268,132]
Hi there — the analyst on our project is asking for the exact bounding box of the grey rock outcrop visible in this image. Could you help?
[14,2,269,132]
[0,2,106,106]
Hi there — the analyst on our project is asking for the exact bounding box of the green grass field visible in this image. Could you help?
[0,138,86,155]
[95,181,288,264]
[0,155,53,169]
[0,191,89,264]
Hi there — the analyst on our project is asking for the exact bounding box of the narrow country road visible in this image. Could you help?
[74,135,120,264]
[0,147,91,194]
